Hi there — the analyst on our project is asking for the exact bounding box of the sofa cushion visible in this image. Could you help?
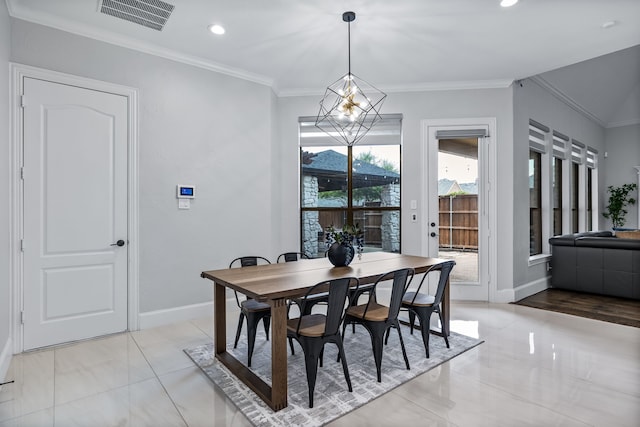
[575,237,640,250]
[549,231,613,246]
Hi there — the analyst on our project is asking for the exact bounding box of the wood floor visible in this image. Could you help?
[514,288,640,328]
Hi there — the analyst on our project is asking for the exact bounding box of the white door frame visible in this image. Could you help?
[420,118,498,302]
[9,63,139,353]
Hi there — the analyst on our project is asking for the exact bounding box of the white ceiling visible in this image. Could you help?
[6,0,640,126]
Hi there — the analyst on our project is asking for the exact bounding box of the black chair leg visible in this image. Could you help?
[302,341,322,408]
[365,323,385,383]
[246,313,258,367]
[438,310,450,348]
[337,323,345,363]
[262,315,271,341]
[419,311,432,358]
[233,312,245,349]
[288,337,295,355]
[335,339,353,392]
[394,321,410,370]
[408,310,416,335]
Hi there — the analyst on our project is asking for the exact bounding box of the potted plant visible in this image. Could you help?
[325,224,364,266]
[602,183,638,230]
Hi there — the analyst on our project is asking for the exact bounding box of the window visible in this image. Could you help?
[571,162,579,233]
[587,169,593,230]
[527,120,599,258]
[552,157,563,236]
[586,147,598,231]
[299,115,402,258]
[571,141,585,233]
[529,150,542,255]
[528,120,548,257]
[551,131,568,236]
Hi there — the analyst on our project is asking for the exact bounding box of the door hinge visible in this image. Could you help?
[20,239,25,252]
[20,167,24,180]
[20,311,25,324]
[20,95,26,108]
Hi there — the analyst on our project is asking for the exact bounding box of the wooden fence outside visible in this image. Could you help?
[314,196,478,251]
[439,194,478,250]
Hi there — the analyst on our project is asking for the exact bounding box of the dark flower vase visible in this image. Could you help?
[327,242,355,267]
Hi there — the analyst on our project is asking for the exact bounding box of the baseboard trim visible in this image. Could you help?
[493,288,516,303]
[514,277,550,302]
[0,337,12,384]
[138,302,213,330]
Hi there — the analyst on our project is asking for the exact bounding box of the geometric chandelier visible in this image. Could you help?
[315,11,387,146]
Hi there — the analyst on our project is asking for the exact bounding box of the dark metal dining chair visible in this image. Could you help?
[400,260,456,358]
[287,276,358,408]
[276,252,310,263]
[278,251,330,317]
[229,256,272,367]
[343,267,415,382]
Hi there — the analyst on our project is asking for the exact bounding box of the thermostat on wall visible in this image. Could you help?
[177,185,195,199]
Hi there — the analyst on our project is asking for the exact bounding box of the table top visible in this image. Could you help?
[201,252,448,301]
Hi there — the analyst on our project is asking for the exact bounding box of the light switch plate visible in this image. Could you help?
[178,199,190,209]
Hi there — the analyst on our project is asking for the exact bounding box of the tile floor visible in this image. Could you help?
[1,301,639,426]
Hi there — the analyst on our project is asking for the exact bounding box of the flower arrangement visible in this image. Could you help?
[325,224,364,259]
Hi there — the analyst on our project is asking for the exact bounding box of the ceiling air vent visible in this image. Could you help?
[99,0,175,31]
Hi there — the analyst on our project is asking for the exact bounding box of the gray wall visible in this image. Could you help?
[513,79,606,289]
[0,0,11,363]
[10,19,276,313]
[276,87,516,294]
[604,124,640,229]
[4,13,627,336]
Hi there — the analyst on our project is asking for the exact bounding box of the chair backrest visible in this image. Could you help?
[363,268,414,321]
[295,277,357,336]
[229,256,271,268]
[408,260,455,306]
[228,256,271,306]
[277,252,310,263]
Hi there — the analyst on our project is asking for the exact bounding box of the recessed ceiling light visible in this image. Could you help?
[208,24,225,35]
[601,20,617,29]
[500,0,518,7]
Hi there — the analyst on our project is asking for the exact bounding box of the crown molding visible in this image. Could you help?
[383,79,515,93]
[605,118,640,128]
[529,75,606,128]
[277,78,515,98]
[7,2,275,88]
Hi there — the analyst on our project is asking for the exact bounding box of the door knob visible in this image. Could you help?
[111,240,126,247]
[430,232,438,237]
[430,222,436,227]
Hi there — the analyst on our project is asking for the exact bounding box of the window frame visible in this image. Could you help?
[527,119,599,264]
[298,115,403,257]
[528,120,550,260]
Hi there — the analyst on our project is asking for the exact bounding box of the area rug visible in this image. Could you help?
[514,289,640,328]
[184,326,482,427]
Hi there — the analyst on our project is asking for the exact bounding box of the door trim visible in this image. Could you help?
[420,118,498,302]
[9,63,139,353]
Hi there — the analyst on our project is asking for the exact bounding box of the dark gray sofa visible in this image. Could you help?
[549,231,640,300]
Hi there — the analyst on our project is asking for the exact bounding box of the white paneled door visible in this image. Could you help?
[22,77,129,350]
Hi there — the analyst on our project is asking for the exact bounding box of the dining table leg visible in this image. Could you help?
[269,298,288,411]
[214,282,227,355]
[442,278,450,336]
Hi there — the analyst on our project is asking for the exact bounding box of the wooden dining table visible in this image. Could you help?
[200,252,450,412]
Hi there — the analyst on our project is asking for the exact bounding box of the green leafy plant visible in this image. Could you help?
[602,183,637,229]
[325,224,364,257]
